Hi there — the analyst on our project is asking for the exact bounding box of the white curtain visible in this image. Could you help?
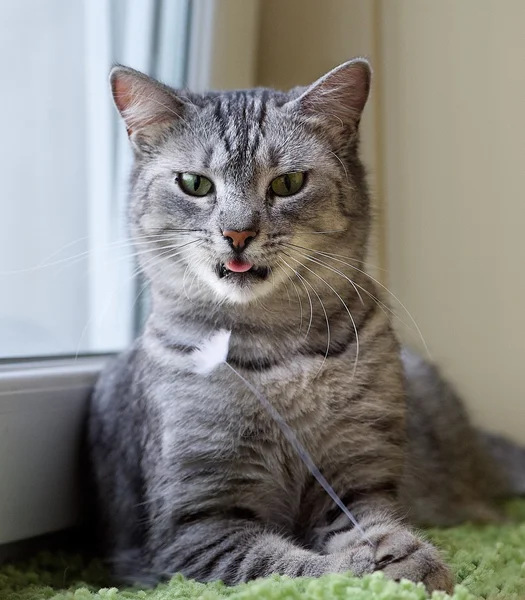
[84,0,190,351]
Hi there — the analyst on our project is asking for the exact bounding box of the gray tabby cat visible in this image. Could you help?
[87,59,525,594]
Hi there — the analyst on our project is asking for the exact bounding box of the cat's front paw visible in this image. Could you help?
[374,529,454,594]
[327,525,453,593]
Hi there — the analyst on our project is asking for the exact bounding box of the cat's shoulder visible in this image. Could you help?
[92,339,144,410]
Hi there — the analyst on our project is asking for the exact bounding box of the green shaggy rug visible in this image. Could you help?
[2,501,524,600]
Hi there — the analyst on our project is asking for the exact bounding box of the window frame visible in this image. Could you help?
[0,0,260,549]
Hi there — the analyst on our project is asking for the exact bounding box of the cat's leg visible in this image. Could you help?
[150,512,447,587]
[151,515,343,583]
[313,499,454,593]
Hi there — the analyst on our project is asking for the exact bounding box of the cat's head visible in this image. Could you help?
[111,59,371,305]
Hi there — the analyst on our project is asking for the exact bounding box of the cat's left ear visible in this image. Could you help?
[293,58,371,130]
[110,65,186,151]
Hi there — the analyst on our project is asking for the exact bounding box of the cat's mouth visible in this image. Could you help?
[216,260,270,281]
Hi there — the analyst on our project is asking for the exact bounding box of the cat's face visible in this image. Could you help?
[112,61,371,304]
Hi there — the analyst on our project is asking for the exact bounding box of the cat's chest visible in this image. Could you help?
[154,355,365,463]
[148,354,387,528]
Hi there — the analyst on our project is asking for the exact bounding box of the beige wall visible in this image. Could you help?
[256,0,525,442]
[188,0,261,91]
[380,0,525,442]
[209,0,261,89]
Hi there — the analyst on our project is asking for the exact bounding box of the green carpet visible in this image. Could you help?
[2,501,524,600]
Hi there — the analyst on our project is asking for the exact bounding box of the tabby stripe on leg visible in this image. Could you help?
[199,540,243,579]
[173,532,232,572]
[242,554,273,581]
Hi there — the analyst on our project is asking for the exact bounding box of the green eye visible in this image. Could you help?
[270,172,305,197]
[178,173,214,196]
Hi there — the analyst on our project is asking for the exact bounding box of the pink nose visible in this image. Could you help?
[222,229,258,250]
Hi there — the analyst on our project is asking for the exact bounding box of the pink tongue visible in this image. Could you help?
[225,259,253,273]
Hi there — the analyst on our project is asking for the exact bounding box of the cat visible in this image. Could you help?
[86,59,525,594]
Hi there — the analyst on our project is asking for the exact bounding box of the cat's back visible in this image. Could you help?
[400,348,507,525]
[88,342,146,500]
[86,341,155,567]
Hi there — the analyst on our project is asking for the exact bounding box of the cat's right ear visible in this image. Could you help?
[290,59,372,133]
[110,65,184,147]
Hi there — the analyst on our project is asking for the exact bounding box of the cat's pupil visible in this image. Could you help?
[193,175,201,192]
[284,174,291,192]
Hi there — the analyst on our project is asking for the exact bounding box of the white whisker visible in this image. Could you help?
[286,245,364,306]
[276,263,303,333]
[283,252,359,379]
[287,243,429,357]
[289,242,384,270]
[287,246,418,336]
[279,258,313,338]
[73,241,202,360]
[304,229,348,235]
[181,263,195,304]
[329,150,350,187]
[0,232,200,276]
[293,267,330,378]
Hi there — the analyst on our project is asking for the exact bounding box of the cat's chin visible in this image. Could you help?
[198,262,270,304]
[186,260,288,305]
[211,276,274,305]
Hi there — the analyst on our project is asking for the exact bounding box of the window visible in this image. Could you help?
[0,0,190,359]
[0,0,260,548]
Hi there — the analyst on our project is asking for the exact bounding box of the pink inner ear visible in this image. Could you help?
[112,75,131,113]
[332,62,370,115]
[111,74,136,135]
[299,60,371,126]
[111,69,178,137]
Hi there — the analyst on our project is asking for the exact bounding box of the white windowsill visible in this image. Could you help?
[0,356,108,546]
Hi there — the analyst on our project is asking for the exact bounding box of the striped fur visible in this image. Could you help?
[86,61,521,593]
